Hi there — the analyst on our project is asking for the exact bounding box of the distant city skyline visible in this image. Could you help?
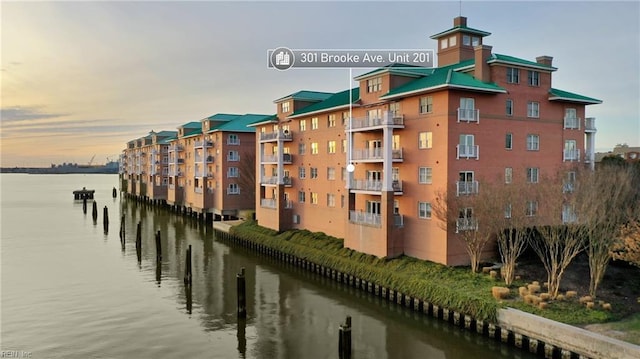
[1,1,638,167]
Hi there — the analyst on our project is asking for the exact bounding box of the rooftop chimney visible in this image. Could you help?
[536,55,553,67]
[454,16,467,27]
[474,45,493,83]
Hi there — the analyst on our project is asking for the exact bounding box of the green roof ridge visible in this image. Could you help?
[549,88,602,104]
[289,88,360,118]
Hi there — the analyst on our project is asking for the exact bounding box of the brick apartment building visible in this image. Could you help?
[252,17,601,265]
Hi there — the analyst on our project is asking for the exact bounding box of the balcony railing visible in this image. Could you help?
[350,179,403,192]
[585,118,596,132]
[195,187,203,194]
[562,211,578,224]
[260,198,277,208]
[262,153,293,163]
[394,214,404,227]
[457,108,479,123]
[351,148,403,161]
[456,181,479,196]
[261,176,292,186]
[349,211,381,227]
[168,144,184,152]
[348,111,404,131]
[227,188,240,195]
[227,155,240,161]
[456,145,479,159]
[260,130,293,142]
[563,117,581,129]
[194,140,213,148]
[456,218,478,232]
[563,149,581,162]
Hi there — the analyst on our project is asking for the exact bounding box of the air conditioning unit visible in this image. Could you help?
[292,214,300,224]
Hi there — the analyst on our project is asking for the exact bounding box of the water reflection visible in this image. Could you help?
[120,199,534,359]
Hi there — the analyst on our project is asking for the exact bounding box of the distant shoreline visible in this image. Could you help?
[0,167,118,174]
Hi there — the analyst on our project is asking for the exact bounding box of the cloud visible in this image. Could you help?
[0,106,68,123]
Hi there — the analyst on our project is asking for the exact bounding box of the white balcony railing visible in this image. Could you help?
[262,153,292,163]
[260,130,293,141]
[456,145,479,159]
[456,181,479,196]
[350,179,403,192]
[456,218,478,232]
[261,176,292,186]
[457,108,479,123]
[194,140,213,148]
[227,188,240,195]
[168,144,184,152]
[348,111,405,131]
[563,149,581,162]
[260,198,277,208]
[585,117,596,132]
[195,187,203,194]
[349,211,381,227]
[563,117,581,129]
[351,148,403,161]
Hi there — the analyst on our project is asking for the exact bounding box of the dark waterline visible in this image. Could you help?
[1,174,535,358]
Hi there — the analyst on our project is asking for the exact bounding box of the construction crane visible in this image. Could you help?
[88,154,96,166]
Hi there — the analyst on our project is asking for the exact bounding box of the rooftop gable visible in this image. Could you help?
[211,114,275,133]
[549,88,602,105]
[288,88,360,119]
[273,90,333,104]
[488,53,557,71]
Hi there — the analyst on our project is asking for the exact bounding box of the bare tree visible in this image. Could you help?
[237,151,257,205]
[433,183,495,273]
[528,172,584,299]
[573,164,638,297]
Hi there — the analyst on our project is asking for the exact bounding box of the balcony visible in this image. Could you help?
[227,188,240,195]
[350,179,403,193]
[456,218,478,232]
[262,153,293,164]
[168,144,184,152]
[260,130,293,142]
[169,170,183,177]
[457,108,479,123]
[563,149,581,162]
[261,176,292,186]
[563,117,581,130]
[195,187,203,194]
[260,198,277,208]
[562,210,578,224]
[351,148,403,162]
[456,181,479,196]
[456,145,479,159]
[195,170,208,178]
[348,111,405,131]
[206,156,214,163]
[585,117,596,132]
[177,158,185,164]
[194,140,213,148]
[227,155,240,162]
[349,211,381,227]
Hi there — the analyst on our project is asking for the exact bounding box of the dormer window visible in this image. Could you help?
[281,101,290,113]
[441,38,448,49]
[367,77,382,93]
[463,35,471,46]
[449,35,456,47]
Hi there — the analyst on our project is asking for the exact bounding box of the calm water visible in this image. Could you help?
[1,174,535,358]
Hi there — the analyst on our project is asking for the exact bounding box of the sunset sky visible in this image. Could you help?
[1,1,638,167]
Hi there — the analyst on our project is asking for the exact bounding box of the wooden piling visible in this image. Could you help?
[103,206,109,233]
[237,267,246,318]
[92,201,98,222]
[184,245,192,286]
[83,197,87,214]
[155,230,162,262]
[338,315,352,359]
[136,221,142,262]
[119,215,125,244]
[112,187,117,198]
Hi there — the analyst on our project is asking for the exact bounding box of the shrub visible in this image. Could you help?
[556,294,565,301]
[539,302,549,310]
[489,270,499,279]
[602,303,612,311]
[527,283,541,294]
[518,286,528,297]
[579,296,594,304]
[566,291,578,299]
[540,293,550,302]
[586,301,595,309]
[491,286,510,300]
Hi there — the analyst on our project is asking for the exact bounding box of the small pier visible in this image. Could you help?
[73,187,95,200]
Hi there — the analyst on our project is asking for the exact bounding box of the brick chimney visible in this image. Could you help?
[474,45,492,83]
[536,55,553,67]
[454,16,467,27]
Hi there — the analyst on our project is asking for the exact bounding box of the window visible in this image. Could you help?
[298,191,306,203]
[506,99,513,116]
[472,37,480,46]
[564,108,579,129]
[227,183,239,195]
[526,201,538,217]
[327,194,336,207]
[342,167,347,181]
[441,38,448,49]
[457,208,475,232]
[449,35,456,47]
[310,167,318,179]
[505,133,513,150]
[328,114,336,127]
[342,139,347,153]
[528,70,540,86]
[228,151,239,161]
[310,192,318,205]
[419,131,432,149]
[327,167,335,180]
[504,204,512,219]
[341,195,345,208]
[281,101,290,113]
[300,120,307,132]
[418,167,432,184]
[228,134,239,145]
[367,108,382,121]
[458,134,476,158]
[527,167,539,183]
[227,167,238,178]
[458,171,475,195]
[298,142,306,155]
[311,142,318,154]
[527,101,539,118]
[328,140,336,154]
[342,111,349,125]
[419,96,433,114]
[390,102,401,117]
[367,77,382,93]
[298,166,306,179]
[527,134,540,151]
[392,167,400,182]
[564,140,578,161]
[505,167,513,184]
[506,67,520,84]
[564,171,576,193]
[311,117,319,130]
[418,202,432,219]
[463,35,471,46]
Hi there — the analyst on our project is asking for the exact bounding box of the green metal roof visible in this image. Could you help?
[354,63,435,80]
[273,90,333,103]
[288,88,360,118]
[430,24,491,39]
[549,88,602,105]
[203,113,241,121]
[488,54,557,71]
[211,114,275,133]
[380,68,505,100]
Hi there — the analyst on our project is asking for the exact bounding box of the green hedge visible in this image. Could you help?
[230,220,501,322]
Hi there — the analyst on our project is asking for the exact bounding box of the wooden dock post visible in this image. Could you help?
[339,315,352,359]
[119,215,125,244]
[112,187,117,198]
[155,230,162,262]
[92,201,98,222]
[102,206,109,233]
[237,267,246,318]
[83,197,87,214]
[135,221,142,262]
[184,245,192,286]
